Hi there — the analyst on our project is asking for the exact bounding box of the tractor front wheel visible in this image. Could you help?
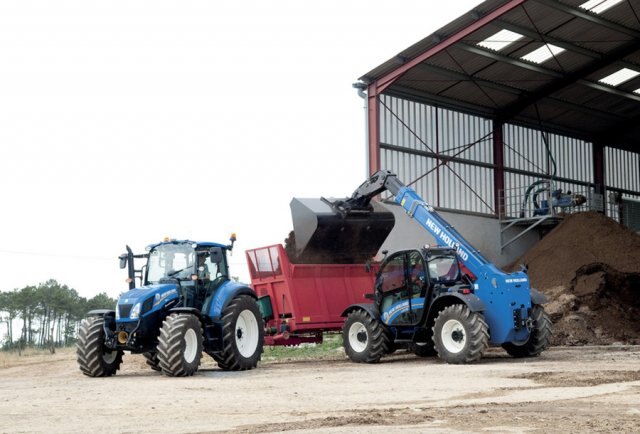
[76,316,123,377]
[142,351,161,371]
[502,305,552,358]
[157,313,204,377]
[216,295,264,371]
[432,304,489,364]
[342,310,389,363]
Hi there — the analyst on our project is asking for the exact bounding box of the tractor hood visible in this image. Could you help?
[116,283,179,321]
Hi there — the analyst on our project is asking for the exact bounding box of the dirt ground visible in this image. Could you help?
[1,346,640,434]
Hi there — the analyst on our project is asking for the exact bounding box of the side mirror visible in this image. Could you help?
[209,247,224,264]
[119,255,127,269]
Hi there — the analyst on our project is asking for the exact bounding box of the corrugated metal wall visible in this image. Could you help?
[380,95,494,214]
[605,147,640,192]
[605,147,640,223]
[379,94,639,221]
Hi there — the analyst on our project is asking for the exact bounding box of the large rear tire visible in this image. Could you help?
[432,304,489,364]
[76,316,123,377]
[217,295,264,371]
[342,310,389,363]
[157,313,204,377]
[502,305,552,358]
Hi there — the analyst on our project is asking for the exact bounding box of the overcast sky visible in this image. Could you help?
[0,0,481,300]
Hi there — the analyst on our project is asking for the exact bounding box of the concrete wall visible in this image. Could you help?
[376,202,540,269]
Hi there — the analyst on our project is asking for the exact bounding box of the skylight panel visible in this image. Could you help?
[477,29,523,51]
[521,44,566,64]
[599,68,640,86]
[580,0,624,14]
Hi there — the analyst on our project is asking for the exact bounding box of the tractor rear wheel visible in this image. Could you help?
[502,305,552,358]
[432,304,489,364]
[342,310,389,363]
[142,352,161,371]
[217,295,264,371]
[76,316,123,377]
[157,313,204,377]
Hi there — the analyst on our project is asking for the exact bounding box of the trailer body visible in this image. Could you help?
[246,244,377,346]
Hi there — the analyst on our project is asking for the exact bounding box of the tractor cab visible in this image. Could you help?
[376,247,465,328]
[144,240,230,311]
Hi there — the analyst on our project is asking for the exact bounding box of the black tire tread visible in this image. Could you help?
[142,352,161,371]
[502,305,552,358]
[76,316,123,377]
[157,313,204,377]
[343,310,390,364]
[217,295,264,371]
[433,304,489,364]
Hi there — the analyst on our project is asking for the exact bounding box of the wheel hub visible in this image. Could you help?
[441,319,467,354]
[348,322,368,353]
[236,309,259,358]
[356,331,367,344]
[451,329,464,343]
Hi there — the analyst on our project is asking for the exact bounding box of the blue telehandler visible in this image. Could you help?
[291,171,551,364]
[76,235,264,377]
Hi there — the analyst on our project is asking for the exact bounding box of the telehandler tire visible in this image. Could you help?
[157,313,204,377]
[142,352,161,371]
[342,310,389,363]
[217,295,264,371]
[76,316,123,377]
[502,305,552,358]
[432,304,489,364]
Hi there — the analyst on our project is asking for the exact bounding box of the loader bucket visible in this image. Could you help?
[290,198,395,264]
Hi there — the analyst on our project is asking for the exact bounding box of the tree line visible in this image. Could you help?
[0,279,116,351]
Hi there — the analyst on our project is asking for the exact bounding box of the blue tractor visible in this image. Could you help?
[291,171,552,364]
[76,235,264,377]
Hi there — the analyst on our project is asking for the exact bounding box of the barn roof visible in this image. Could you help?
[360,0,640,151]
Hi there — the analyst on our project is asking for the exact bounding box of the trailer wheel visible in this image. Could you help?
[502,305,552,358]
[217,295,264,371]
[76,316,123,377]
[342,310,389,363]
[157,313,204,377]
[142,352,161,371]
[432,304,488,364]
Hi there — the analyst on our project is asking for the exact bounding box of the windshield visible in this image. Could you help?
[146,243,196,284]
[427,256,459,282]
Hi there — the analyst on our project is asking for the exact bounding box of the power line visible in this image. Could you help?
[0,249,113,261]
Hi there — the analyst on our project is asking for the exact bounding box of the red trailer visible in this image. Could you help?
[245,244,377,346]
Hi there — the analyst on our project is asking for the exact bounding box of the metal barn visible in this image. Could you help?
[356,0,640,265]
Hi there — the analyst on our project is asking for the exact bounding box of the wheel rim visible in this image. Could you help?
[236,309,259,358]
[183,328,198,363]
[102,349,117,364]
[348,322,368,353]
[441,319,466,354]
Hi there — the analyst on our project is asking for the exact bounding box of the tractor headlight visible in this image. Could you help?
[129,302,141,319]
[115,303,120,320]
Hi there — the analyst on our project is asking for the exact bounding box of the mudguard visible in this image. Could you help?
[207,280,257,319]
[86,309,115,317]
[430,292,487,314]
[530,288,548,305]
[168,307,202,317]
[341,303,381,321]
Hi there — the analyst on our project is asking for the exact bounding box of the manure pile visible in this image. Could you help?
[511,211,640,345]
